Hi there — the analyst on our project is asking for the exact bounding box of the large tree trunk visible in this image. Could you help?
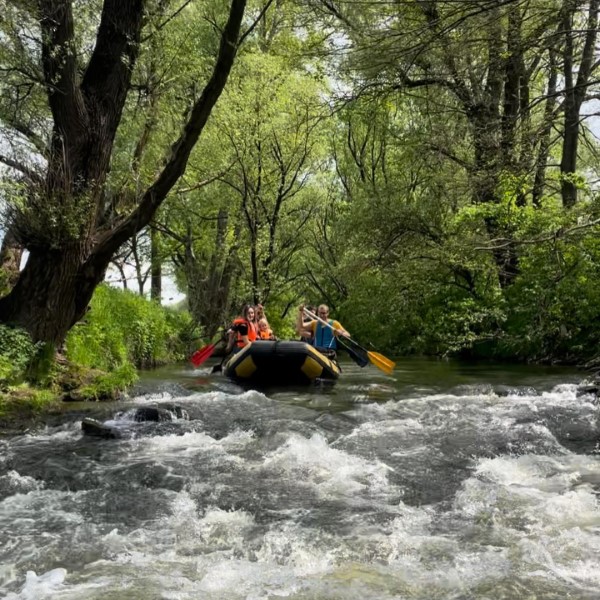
[0,0,247,346]
[0,247,104,344]
[532,46,558,206]
[185,209,242,338]
[560,0,599,208]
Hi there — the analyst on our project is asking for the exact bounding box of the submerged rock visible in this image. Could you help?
[81,404,190,439]
[81,418,122,439]
[127,404,190,422]
[576,383,600,398]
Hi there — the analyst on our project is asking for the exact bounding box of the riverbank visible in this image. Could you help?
[0,361,136,435]
[0,285,193,435]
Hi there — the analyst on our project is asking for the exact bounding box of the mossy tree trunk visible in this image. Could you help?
[0,0,247,346]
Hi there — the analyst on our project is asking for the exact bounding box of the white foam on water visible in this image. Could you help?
[452,453,600,593]
[339,418,424,442]
[2,374,598,599]
[261,432,393,501]
[191,521,351,597]
[166,388,270,406]
[163,492,256,556]
[93,490,256,562]
[0,470,44,495]
[334,419,432,466]
[10,426,81,445]
[66,491,315,598]
[0,489,86,530]
[4,568,67,600]
[129,390,175,403]
[351,382,588,421]
[130,428,255,465]
[197,558,302,597]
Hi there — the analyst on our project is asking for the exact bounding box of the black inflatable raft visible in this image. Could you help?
[222,340,340,385]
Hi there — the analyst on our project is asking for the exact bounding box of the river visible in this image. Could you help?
[1,357,599,599]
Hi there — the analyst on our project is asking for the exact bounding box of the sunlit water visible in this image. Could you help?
[1,357,599,599]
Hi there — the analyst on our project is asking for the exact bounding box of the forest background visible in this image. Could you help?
[2,0,600,405]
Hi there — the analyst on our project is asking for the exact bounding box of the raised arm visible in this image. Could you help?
[296,305,312,338]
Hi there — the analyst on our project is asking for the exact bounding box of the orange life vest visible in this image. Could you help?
[259,330,274,340]
[233,317,257,347]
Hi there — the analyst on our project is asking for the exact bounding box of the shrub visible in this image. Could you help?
[0,325,38,386]
[66,285,191,370]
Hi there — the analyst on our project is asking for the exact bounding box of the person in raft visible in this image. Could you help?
[254,304,273,335]
[257,318,275,340]
[299,305,316,343]
[295,303,350,358]
[225,304,257,353]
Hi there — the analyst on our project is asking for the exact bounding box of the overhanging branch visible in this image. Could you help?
[90,0,247,265]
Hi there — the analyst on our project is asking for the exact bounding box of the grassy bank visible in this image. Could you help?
[0,285,194,430]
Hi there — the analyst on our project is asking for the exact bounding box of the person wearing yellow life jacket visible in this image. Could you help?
[225,304,257,353]
[295,303,349,357]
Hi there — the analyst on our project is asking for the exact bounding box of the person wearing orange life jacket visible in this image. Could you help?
[295,303,350,358]
[225,304,257,353]
[254,304,275,340]
[257,318,275,340]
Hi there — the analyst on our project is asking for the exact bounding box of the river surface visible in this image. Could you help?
[1,357,599,599]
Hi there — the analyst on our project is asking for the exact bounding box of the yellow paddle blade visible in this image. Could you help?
[367,351,395,375]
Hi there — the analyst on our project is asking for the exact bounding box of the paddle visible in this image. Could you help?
[190,342,218,368]
[190,331,227,368]
[211,355,228,374]
[303,308,396,375]
[337,335,369,367]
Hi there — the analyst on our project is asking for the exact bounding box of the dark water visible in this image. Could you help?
[1,357,599,599]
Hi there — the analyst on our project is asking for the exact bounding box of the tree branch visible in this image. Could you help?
[38,0,88,147]
[0,154,44,184]
[475,218,600,251]
[90,0,247,265]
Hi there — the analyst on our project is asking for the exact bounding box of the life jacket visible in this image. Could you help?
[312,320,336,350]
[233,317,257,348]
[259,330,274,340]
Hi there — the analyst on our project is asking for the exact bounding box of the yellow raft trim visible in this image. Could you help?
[224,341,341,382]
[305,345,341,378]
[300,356,324,380]
[234,355,257,378]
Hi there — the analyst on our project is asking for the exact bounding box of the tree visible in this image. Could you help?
[156,31,331,330]
[559,0,599,207]
[313,0,600,286]
[0,0,247,346]
[217,53,327,304]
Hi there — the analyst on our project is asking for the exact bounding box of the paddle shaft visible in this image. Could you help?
[190,330,227,367]
[302,308,357,348]
[302,308,395,374]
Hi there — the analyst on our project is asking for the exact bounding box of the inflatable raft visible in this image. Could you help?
[222,340,340,385]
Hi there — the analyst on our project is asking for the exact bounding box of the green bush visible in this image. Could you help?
[77,363,138,401]
[66,285,191,370]
[0,325,38,386]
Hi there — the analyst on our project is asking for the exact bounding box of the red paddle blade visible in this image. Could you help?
[190,343,216,367]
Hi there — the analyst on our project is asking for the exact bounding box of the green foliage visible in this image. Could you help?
[4,0,598,369]
[66,285,191,370]
[0,386,57,419]
[0,268,9,298]
[496,208,600,362]
[0,324,38,386]
[77,364,138,401]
